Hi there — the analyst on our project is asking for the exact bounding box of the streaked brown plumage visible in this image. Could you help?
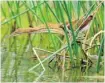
[10,23,65,36]
[10,15,93,37]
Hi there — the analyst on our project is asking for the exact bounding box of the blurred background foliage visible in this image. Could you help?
[1,1,104,82]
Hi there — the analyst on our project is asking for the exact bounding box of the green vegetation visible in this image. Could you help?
[1,1,104,82]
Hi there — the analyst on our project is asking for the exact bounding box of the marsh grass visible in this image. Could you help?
[1,1,104,82]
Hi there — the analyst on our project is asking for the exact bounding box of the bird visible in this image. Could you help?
[10,14,94,38]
